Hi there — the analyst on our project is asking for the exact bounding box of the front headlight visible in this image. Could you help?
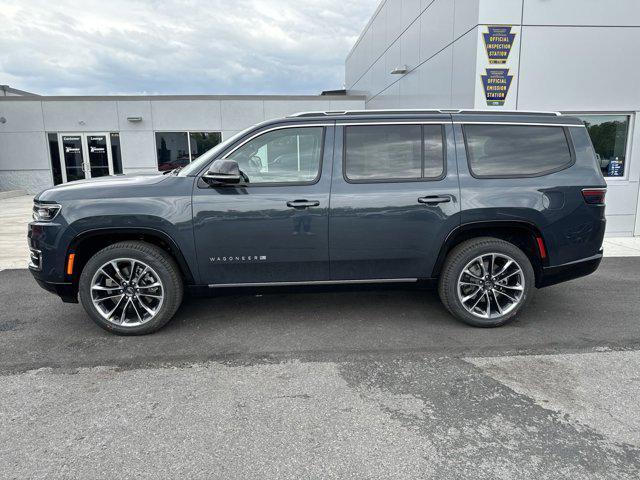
[33,202,61,221]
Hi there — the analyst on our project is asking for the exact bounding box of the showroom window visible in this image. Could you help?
[47,133,63,185]
[575,115,630,178]
[464,124,573,178]
[155,131,222,171]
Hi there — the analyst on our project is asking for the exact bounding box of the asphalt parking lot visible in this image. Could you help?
[1,258,640,479]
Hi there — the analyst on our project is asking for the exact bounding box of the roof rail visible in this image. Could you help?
[287,109,562,118]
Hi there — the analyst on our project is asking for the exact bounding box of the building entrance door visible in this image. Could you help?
[58,132,115,183]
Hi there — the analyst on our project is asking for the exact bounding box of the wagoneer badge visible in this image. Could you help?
[209,255,267,263]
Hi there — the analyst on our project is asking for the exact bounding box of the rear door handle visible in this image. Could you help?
[418,195,452,205]
[286,199,320,209]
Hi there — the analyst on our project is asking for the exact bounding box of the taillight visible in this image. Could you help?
[582,188,606,205]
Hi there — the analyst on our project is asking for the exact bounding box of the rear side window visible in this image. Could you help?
[344,124,445,181]
[464,124,573,177]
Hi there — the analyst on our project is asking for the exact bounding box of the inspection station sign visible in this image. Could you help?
[476,25,520,108]
[483,26,516,64]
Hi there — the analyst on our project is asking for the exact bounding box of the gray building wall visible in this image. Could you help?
[345,0,640,236]
[0,95,365,193]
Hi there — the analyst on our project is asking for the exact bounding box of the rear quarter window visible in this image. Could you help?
[464,124,574,178]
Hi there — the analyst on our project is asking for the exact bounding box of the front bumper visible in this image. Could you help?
[30,274,78,303]
[537,250,603,288]
[28,218,79,303]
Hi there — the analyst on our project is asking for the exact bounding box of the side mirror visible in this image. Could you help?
[203,159,242,185]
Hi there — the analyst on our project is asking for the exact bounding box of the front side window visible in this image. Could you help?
[575,115,630,177]
[344,124,445,181]
[464,124,573,177]
[226,127,324,184]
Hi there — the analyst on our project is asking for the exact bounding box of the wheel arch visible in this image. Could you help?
[66,227,195,286]
[432,221,547,286]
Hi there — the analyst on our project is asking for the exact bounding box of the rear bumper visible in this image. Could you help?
[537,250,603,288]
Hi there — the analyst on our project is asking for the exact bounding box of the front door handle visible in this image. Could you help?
[418,195,452,205]
[286,199,320,209]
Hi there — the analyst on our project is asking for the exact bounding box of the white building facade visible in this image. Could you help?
[346,0,640,236]
[0,94,365,194]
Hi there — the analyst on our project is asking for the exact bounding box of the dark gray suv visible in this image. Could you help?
[28,110,607,334]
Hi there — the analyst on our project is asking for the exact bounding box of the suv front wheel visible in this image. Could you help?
[79,241,184,335]
[438,237,534,327]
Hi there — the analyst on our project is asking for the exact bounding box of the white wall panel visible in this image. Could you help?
[478,0,523,25]
[517,27,640,111]
[419,0,455,62]
[386,0,404,45]
[453,0,481,38]
[220,100,265,130]
[43,101,118,132]
[0,132,48,170]
[451,29,479,108]
[150,100,222,131]
[401,20,421,69]
[0,101,44,133]
[401,0,422,30]
[118,131,157,169]
[116,100,152,131]
[264,100,331,120]
[523,0,640,26]
[371,6,388,62]
[417,46,454,107]
[384,41,402,85]
[605,214,637,236]
[367,82,400,110]
[398,69,423,108]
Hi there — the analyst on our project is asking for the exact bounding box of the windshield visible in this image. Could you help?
[178,126,256,176]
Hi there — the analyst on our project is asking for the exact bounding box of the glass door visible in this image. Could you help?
[58,133,115,182]
[86,134,113,178]
[59,134,86,183]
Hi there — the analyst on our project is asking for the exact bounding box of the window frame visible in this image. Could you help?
[341,122,448,184]
[462,122,577,180]
[154,130,222,171]
[206,124,328,187]
[563,112,634,182]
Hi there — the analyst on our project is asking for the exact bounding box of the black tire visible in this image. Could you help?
[79,241,184,335]
[438,237,534,328]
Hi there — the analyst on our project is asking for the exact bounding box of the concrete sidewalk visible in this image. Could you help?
[1,194,639,271]
[0,195,33,270]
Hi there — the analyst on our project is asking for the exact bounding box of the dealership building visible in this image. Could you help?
[1,0,640,236]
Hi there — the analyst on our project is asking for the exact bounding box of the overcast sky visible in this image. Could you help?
[0,0,374,96]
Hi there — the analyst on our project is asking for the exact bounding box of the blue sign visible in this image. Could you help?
[608,159,624,177]
[483,26,516,64]
[481,69,513,106]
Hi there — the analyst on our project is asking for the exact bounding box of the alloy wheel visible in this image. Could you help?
[90,258,164,327]
[456,253,525,319]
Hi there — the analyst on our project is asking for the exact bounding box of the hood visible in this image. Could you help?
[35,173,171,202]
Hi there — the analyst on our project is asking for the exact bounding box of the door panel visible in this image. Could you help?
[60,135,86,182]
[86,134,111,178]
[329,122,460,280]
[192,125,334,285]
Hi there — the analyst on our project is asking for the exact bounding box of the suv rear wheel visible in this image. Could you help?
[438,237,534,327]
[79,241,184,335]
